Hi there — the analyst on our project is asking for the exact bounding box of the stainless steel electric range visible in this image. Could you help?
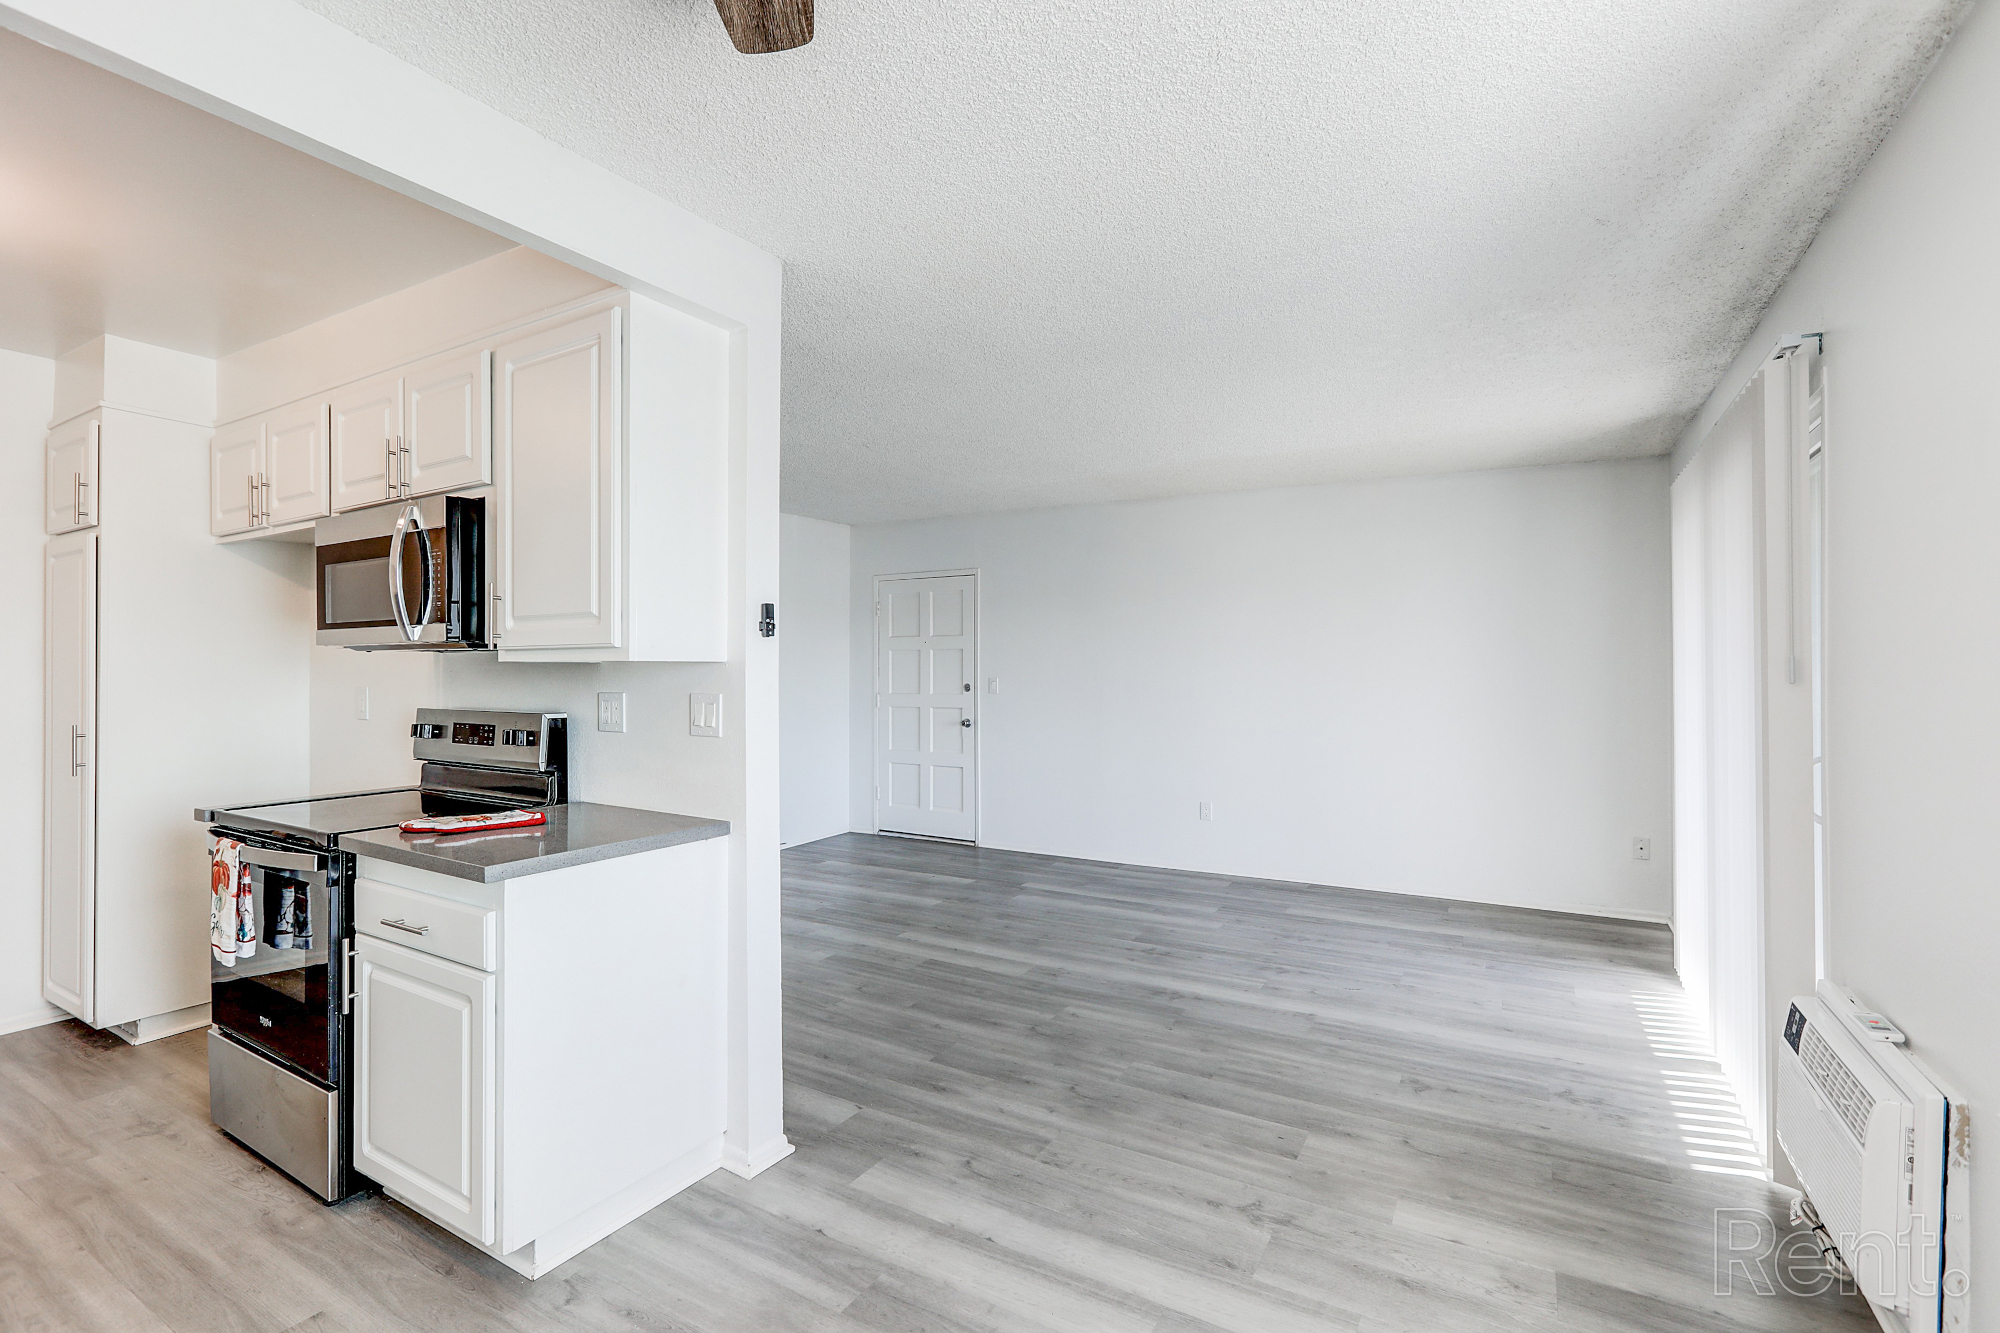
[195,707,567,1202]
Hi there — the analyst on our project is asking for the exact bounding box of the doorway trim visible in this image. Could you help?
[870,568,981,845]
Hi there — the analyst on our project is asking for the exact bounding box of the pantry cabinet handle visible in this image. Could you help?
[379,917,429,936]
[248,474,258,524]
[73,473,90,522]
[398,435,411,497]
[385,437,397,499]
[70,724,86,775]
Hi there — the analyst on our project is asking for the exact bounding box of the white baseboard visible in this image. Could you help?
[721,1134,795,1179]
[389,1135,728,1281]
[108,1003,211,1045]
[0,1003,68,1038]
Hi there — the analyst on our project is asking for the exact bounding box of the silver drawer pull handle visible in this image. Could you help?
[380,917,430,936]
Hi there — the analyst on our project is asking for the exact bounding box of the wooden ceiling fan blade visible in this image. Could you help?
[713,0,813,53]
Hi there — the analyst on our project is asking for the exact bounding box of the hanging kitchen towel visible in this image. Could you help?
[267,879,295,951]
[210,839,243,965]
[295,876,315,952]
[234,858,257,962]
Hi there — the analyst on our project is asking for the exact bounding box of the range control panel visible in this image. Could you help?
[410,709,565,773]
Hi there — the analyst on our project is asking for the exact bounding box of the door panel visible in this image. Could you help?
[877,574,977,840]
[264,400,331,526]
[330,373,402,512]
[211,419,263,535]
[355,936,494,1244]
[47,414,99,535]
[403,347,491,496]
[44,532,96,1022]
[494,307,622,650]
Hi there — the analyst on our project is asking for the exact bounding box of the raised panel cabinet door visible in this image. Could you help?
[211,418,264,535]
[329,373,403,512]
[403,347,492,497]
[493,307,622,650]
[876,574,978,841]
[263,399,332,526]
[44,532,96,1023]
[354,935,495,1245]
[46,414,99,534]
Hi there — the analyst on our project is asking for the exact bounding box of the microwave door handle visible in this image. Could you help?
[388,504,417,641]
[410,515,437,640]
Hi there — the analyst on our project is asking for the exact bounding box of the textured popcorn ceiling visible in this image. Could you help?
[298,0,1962,522]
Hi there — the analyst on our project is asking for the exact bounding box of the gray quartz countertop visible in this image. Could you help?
[338,802,730,883]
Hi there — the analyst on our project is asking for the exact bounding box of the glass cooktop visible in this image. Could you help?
[204,788,521,843]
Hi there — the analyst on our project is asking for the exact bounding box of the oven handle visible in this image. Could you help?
[210,840,324,874]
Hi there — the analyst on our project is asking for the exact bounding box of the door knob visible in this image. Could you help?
[960,718,972,728]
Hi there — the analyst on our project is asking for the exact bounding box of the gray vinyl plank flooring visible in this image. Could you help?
[0,832,1872,1331]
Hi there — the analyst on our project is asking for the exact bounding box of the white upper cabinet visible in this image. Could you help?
[493,295,728,663]
[264,399,332,527]
[492,307,622,652]
[46,413,100,534]
[330,372,403,512]
[403,347,491,497]
[210,417,263,536]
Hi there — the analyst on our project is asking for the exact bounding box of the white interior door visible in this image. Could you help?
[264,399,331,526]
[493,307,622,650]
[876,574,977,841]
[330,373,403,511]
[44,532,96,1022]
[403,346,491,496]
[355,935,495,1244]
[46,414,99,534]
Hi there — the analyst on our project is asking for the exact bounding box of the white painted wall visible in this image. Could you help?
[779,513,851,847]
[1672,0,2000,1288]
[0,348,58,1035]
[848,460,1674,921]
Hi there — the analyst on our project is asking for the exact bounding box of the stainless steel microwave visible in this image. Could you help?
[316,493,487,650]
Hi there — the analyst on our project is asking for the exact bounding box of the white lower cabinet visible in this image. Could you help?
[355,935,496,1244]
[350,837,728,1278]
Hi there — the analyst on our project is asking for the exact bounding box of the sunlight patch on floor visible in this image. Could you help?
[1632,989,1769,1179]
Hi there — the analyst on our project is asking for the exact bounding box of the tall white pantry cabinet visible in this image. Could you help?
[42,339,309,1040]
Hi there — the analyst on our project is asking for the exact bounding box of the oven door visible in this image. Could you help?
[316,493,483,649]
[209,836,338,1084]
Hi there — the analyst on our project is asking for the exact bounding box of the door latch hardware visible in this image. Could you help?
[759,602,776,637]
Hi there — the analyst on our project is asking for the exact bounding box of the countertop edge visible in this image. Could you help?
[341,813,731,883]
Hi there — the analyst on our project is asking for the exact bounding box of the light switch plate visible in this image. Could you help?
[689,692,722,738]
[354,687,370,721]
[597,691,627,733]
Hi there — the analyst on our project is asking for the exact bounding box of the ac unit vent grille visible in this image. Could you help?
[1798,1022,1874,1145]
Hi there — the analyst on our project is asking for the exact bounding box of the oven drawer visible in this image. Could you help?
[356,877,496,971]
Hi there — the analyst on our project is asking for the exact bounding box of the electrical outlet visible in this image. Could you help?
[354,687,370,721]
[1198,802,1213,821]
[597,691,627,733]
[689,692,722,738]
[1633,836,1652,861]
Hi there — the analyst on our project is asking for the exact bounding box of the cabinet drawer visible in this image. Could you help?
[356,878,495,971]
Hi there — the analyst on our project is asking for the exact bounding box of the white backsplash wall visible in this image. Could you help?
[0,348,58,1035]
[439,657,738,823]
[311,648,736,822]
[847,458,1675,921]
[310,646,441,794]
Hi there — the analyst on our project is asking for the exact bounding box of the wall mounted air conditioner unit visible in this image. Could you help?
[1777,981,1969,1333]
